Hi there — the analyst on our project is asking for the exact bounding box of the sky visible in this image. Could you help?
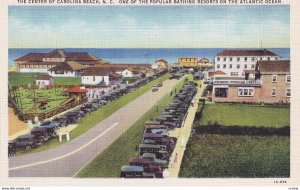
[9,6,290,48]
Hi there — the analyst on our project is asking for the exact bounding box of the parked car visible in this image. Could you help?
[8,142,16,157]
[30,127,50,143]
[142,153,168,168]
[120,165,155,178]
[53,115,75,127]
[12,134,38,150]
[39,121,61,129]
[129,157,163,178]
[157,83,163,87]
[152,87,159,92]
[139,144,170,160]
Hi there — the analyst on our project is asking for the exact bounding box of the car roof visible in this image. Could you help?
[31,127,47,131]
[16,134,35,139]
[143,133,164,138]
[139,144,166,148]
[142,153,156,157]
[129,157,151,164]
[121,165,144,172]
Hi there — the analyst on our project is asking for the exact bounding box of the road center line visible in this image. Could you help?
[9,122,119,171]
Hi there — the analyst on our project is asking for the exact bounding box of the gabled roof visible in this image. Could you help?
[15,53,45,62]
[155,59,168,63]
[36,75,53,80]
[257,60,290,73]
[82,67,110,76]
[44,49,67,58]
[217,49,278,57]
[48,61,86,72]
[198,58,209,63]
[208,70,226,77]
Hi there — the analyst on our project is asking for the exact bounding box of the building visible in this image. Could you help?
[152,59,168,70]
[179,58,199,68]
[121,68,140,78]
[81,67,110,85]
[212,60,290,104]
[65,86,88,102]
[214,49,279,78]
[16,49,107,74]
[36,75,54,88]
[198,58,214,69]
[48,61,86,77]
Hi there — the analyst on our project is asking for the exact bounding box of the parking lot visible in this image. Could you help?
[9,76,184,177]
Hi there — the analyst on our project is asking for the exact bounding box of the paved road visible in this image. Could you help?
[9,78,183,177]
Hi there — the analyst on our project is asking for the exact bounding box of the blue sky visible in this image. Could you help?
[9,6,290,48]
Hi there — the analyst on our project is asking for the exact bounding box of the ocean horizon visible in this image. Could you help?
[9,48,290,66]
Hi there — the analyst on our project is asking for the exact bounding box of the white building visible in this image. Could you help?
[36,75,54,88]
[121,68,140,78]
[48,61,86,77]
[81,67,110,85]
[214,49,279,77]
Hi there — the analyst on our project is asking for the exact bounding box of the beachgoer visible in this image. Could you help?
[174,153,178,164]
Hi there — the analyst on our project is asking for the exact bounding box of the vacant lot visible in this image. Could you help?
[179,134,290,178]
[8,72,81,86]
[198,104,290,128]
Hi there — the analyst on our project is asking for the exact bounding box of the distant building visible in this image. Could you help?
[121,68,140,78]
[214,49,279,78]
[198,58,214,68]
[81,67,110,85]
[212,60,290,104]
[36,75,54,88]
[15,49,107,75]
[152,59,168,70]
[179,58,198,68]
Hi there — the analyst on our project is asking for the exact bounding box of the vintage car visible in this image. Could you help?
[142,153,168,168]
[139,144,170,160]
[30,127,50,143]
[8,142,16,157]
[53,115,75,127]
[39,121,61,129]
[152,86,159,92]
[11,134,39,150]
[129,157,163,178]
[120,165,155,178]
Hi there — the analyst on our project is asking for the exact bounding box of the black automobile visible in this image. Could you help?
[30,127,50,143]
[12,134,39,150]
[53,115,74,127]
[8,142,16,157]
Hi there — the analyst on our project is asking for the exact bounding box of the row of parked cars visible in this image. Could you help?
[8,70,168,157]
[120,81,197,178]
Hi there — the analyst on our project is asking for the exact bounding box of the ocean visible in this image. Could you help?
[8,48,290,66]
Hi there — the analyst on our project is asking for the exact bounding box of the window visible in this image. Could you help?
[244,64,248,69]
[238,88,254,97]
[229,57,233,61]
[93,76,95,81]
[272,75,277,83]
[272,88,276,97]
[236,64,240,69]
[223,64,226,69]
[223,57,226,62]
[215,88,228,98]
[217,57,220,61]
[268,57,271,61]
[251,57,255,62]
[260,57,263,61]
[244,57,248,61]
[231,72,238,76]
[251,64,255,69]
[217,64,220,69]
[237,57,240,62]
[286,89,291,97]
[286,75,291,83]
[275,57,278,60]
[229,64,232,69]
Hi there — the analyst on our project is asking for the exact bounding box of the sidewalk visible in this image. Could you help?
[167,82,204,177]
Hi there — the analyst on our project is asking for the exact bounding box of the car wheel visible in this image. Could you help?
[39,137,45,144]
[25,145,32,150]
[8,152,15,157]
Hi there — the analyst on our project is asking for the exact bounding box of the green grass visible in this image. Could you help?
[18,87,68,113]
[179,134,290,178]
[198,104,290,128]
[8,72,81,86]
[76,77,186,177]
[16,73,171,155]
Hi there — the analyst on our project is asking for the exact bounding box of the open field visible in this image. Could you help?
[179,134,290,178]
[18,87,68,113]
[15,73,171,155]
[198,103,290,128]
[76,77,185,177]
[8,72,81,86]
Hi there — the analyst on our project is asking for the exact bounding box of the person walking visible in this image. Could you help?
[174,153,179,164]
[191,99,195,107]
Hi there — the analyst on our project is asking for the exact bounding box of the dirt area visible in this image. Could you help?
[9,107,28,136]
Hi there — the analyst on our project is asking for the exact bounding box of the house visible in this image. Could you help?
[211,60,290,104]
[214,49,279,77]
[16,49,107,74]
[152,59,168,70]
[65,86,88,102]
[121,68,141,78]
[81,67,110,85]
[179,58,199,68]
[198,58,214,68]
[48,61,86,77]
[36,75,54,88]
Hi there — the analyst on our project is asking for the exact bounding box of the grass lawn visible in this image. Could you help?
[18,87,68,113]
[8,72,81,86]
[198,103,290,128]
[76,77,186,177]
[179,134,290,178]
[16,73,171,155]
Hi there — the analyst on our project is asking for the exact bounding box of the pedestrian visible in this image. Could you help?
[156,102,159,112]
[191,99,195,107]
[169,155,174,168]
[174,153,178,164]
[181,137,185,148]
